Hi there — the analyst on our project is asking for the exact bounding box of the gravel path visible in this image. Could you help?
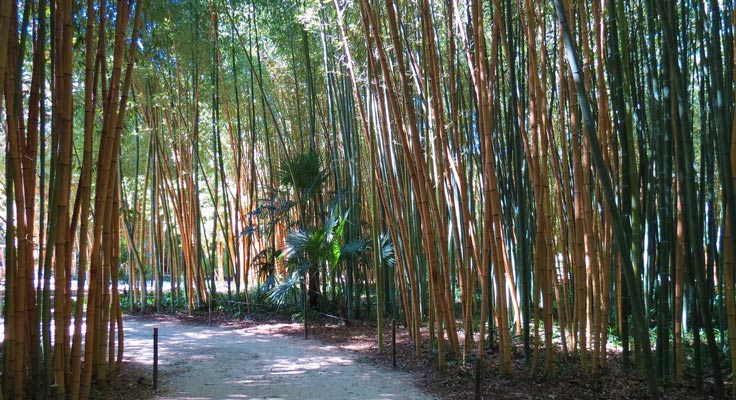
[123,316,435,400]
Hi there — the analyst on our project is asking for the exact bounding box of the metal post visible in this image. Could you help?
[304,281,308,339]
[392,319,396,369]
[153,327,159,390]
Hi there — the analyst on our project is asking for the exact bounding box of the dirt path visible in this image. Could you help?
[123,316,436,400]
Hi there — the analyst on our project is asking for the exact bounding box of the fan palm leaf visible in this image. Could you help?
[277,151,326,201]
[378,233,396,269]
[268,271,303,306]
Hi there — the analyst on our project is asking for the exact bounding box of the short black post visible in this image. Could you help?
[153,327,159,390]
[474,356,481,400]
[392,319,396,369]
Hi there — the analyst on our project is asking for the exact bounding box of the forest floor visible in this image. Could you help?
[103,311,728,400]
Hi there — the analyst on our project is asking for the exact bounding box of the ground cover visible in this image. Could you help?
[99,312,727,399]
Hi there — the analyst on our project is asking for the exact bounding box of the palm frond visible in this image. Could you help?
[284,228,324,261]
[277,151,326,200]
[378,233,396,269]
[323,206,348,244]
[341,238,370,261]
[267,272,302,306]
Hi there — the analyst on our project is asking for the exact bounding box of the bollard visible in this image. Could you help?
[304,295,308,339]
[303,282,308,339]
[153,327,159,390]
[392,319,396,369]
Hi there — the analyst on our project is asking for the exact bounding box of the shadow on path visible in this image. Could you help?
[123,316,435,400]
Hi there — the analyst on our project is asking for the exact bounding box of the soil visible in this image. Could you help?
[100,312,729,400]
[113,313,433,399]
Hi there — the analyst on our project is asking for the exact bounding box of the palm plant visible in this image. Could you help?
[277,150,328,307]
[268,205,372,314]
[277,150,327,220]
[280,205,346,297]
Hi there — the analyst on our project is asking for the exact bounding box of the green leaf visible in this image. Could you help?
[267,271,302,307]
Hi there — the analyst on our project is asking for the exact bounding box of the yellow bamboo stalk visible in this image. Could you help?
[109,176,123,375]
[592,0,614,372]
[468,0,492,370]
[95,172,115,382]
[548,71,574,356]
[332,0,422,350]
[452,0,510,374]
[443,0,479,357]
[360,0,452,369]
[81,0,138,396]
[565,55,588,369]
[389,0,459,357]
[366,54,422,350]
[419,0,463,356]
[52,0,77,394]
[3,6,30,397]
[70,0,98,396]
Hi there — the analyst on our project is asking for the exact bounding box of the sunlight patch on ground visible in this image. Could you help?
[189,354,215,361]
[229,376,267,384]
[243,323,299,335]
[234,336,274,344]
[336,338,373,352]
[312,344,339,351]
[181,330,218,340]
[228,397,283,400]
[269,355,354,375]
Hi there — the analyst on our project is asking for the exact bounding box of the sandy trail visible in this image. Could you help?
[123,317,435,400]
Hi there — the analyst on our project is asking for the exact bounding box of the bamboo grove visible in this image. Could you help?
[1,0,735,398]
[2,0,142,398]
